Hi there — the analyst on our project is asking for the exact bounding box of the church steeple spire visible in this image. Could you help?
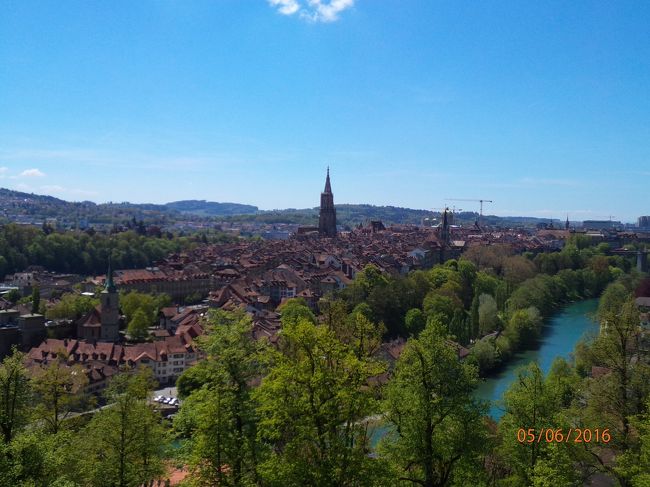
[99,253,119,342]
[319,167,337,237]
[324,166,332,193]
[104,256,116,293]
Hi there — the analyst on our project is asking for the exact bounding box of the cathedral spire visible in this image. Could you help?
[319,167,337,237]
[324,166,332,194]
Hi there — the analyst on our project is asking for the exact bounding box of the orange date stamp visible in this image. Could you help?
[516,428,611,444]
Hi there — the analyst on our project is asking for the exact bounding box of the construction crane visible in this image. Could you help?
[445,198,493,226]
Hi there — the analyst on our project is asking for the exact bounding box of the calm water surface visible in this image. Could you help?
[474,299,599,420]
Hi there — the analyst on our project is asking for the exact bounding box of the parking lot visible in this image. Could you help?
[151,386,181,410]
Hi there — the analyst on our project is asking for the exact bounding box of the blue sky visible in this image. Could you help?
[1,1,648,221]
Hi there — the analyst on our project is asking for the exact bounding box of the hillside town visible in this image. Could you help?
[1,170,649,400]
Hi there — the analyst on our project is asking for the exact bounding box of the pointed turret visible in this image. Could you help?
[565,215,570,231]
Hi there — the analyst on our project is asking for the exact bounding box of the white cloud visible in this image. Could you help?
[269,0,300,15]
[268,0,355,22]
[19,168,45,177]
[0,167,8,178]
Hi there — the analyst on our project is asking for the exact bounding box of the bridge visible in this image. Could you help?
[609,249,649,273]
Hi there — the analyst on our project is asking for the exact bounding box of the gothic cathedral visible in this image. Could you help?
[318,168,337,237]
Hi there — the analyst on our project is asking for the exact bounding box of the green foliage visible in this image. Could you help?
[478,293,499,336]
[175,362,213,399]
[423,291,461,325]
[0,429,81,487]
[79,368,166,487]
[120,290,170,326]
[615,397,650,485]
[0,350,31,444]
[404,308,426,337]
[127,309,151,342]
[597,281,630,321]
[45,292,99,320]
[183,291,204,305]
[3,289,20,304]
[175,310,267,486]
[278,297,317,327]
[380,319,489,486]
[0,224,199,279]
[462,244,514,275]
[505,307,543,349]
[469,338,498,375]
[531,442,582,487]
[582,299,650,452]
[502,255,537,285]
[30,359,90,434]
[31,286,40,315]
[255,310,386,486]
[497,363,559,485]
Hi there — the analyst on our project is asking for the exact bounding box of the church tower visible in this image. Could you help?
[319,168,337,237]
[99,259,120,342]
[441,207,451,246]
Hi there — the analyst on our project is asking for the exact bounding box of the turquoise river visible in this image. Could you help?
[474,298,599,420]
[369,299,600,446]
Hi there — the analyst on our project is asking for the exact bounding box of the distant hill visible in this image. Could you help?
[221,205,437,227]
[165,200,258,216]
[0,187,564,229]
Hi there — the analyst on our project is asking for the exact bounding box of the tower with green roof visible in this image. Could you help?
[99,257,120,341]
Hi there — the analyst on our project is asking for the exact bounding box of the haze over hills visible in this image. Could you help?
[0,186,569,228]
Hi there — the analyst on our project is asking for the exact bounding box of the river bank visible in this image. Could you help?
[474,299,599,419]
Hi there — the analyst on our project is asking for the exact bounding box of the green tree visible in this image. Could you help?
[380,319,489,487]
[505,307,543,349]
[423,291,459,325]
[469,338,498,374]
[3,289,20,304]
[31,286,40,315]
[497,363,557,485]
[478,293,499,336]
[583,300,650,455]
[175,310,267,486]
[470,294,480,339]
[255,315,385,486]
[279,298,317,327]
[120,291,170,326]
[0,429,80,487]
[0,350,31,444]
[502,255,537,285]
[45,293,99,320]
[404,308,426,337]
[80,368,166,487]
[30,358,89,434]
[344,304,385,358]
[615,397,650,485]
[127,309,150,342]
[319,298,350,337]
[597,281,629,321]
